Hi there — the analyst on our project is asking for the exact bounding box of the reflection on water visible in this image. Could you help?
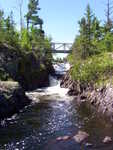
[0,99,113,150]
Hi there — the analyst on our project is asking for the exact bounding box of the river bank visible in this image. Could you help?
[61,68,113,122]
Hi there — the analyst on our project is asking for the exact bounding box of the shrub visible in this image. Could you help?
[70,52,113,85]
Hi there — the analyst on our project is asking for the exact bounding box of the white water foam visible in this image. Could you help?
[44,75,69,97]
[53,62,70,75]
[26,63,72,102]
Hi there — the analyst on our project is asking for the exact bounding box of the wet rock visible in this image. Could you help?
[73,131,89,143]
[56,136,70,141]
[68,89,78,96]
[80,94,87,100]
[61,68,113,121]
[85,143,93,147]
[61,136,70,140]
[0,81,31,119]
[56,137,62,141]
[102,136,112,144]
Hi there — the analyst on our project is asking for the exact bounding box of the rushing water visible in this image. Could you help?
[0,63,113,150]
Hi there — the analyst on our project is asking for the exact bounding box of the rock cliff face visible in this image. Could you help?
[61,70,113,121]
[17,52,50,90]
[0,81,31,119]
[88,84,113,120]
[60,70,81,95]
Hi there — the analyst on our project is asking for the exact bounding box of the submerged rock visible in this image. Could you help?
[73,131,89,143]
[56,136,70,141]
[102,136,112,144]
[85,142,93,147]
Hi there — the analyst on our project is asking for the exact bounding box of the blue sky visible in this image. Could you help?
[0,0,106,43]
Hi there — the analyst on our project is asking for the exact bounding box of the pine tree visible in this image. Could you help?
[25,0,43,30]
[5,12,19,46]
[85,4,93,45]
[0,10,4,30]
[79,17,88,58]
[78,4,94,58]
[92,17,101,41]
[105,0,113,32]
[73,4,102,59]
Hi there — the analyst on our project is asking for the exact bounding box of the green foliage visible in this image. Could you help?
[25,0,43,30]
[20,28,32,51]
[0,11,19,47]
[104,32,113,52]
[72,4,109,60]
[76,4,96,59]
[70,53,113,85]
[0,0,53,82]
[0,68,10,81]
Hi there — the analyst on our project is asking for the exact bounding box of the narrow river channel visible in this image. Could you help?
[0,63,113,150]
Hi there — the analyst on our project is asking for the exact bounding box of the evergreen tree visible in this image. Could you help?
[104,0,113,32]
[85,4,93,45]
[25,0,43,30]
[5,12,19,47]
[0,10,4,30]
[79,17,88,58]
[92,17,101,40]
[72,4,103,59]
[78,4,94,58]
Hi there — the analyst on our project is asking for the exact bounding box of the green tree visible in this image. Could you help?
[85,4,93,46]
[20,28,31,51]
[77,4,94,59]
[25,0,43,30]
[5,12,19,47]
[0,9,4,27]
[72,4,104,60]
[78,17,88,58]
[0,10,5,43]
[104,0,113,32]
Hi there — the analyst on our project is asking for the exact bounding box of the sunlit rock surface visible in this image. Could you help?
[0,81,31,119]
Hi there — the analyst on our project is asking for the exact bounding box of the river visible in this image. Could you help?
[0,63,113,150]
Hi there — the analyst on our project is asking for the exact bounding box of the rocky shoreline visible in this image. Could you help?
[0,81,31,120]
[61,69,113,121]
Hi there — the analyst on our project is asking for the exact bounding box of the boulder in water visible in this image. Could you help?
[102,136,112,144]
[73,131,89,143]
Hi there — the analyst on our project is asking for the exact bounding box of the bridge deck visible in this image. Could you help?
[52,50,72,53]
[51,42,72,53]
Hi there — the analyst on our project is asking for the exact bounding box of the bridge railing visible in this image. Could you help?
[51,42,72,53]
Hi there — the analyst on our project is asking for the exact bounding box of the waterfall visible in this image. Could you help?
[26,62,71,101]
